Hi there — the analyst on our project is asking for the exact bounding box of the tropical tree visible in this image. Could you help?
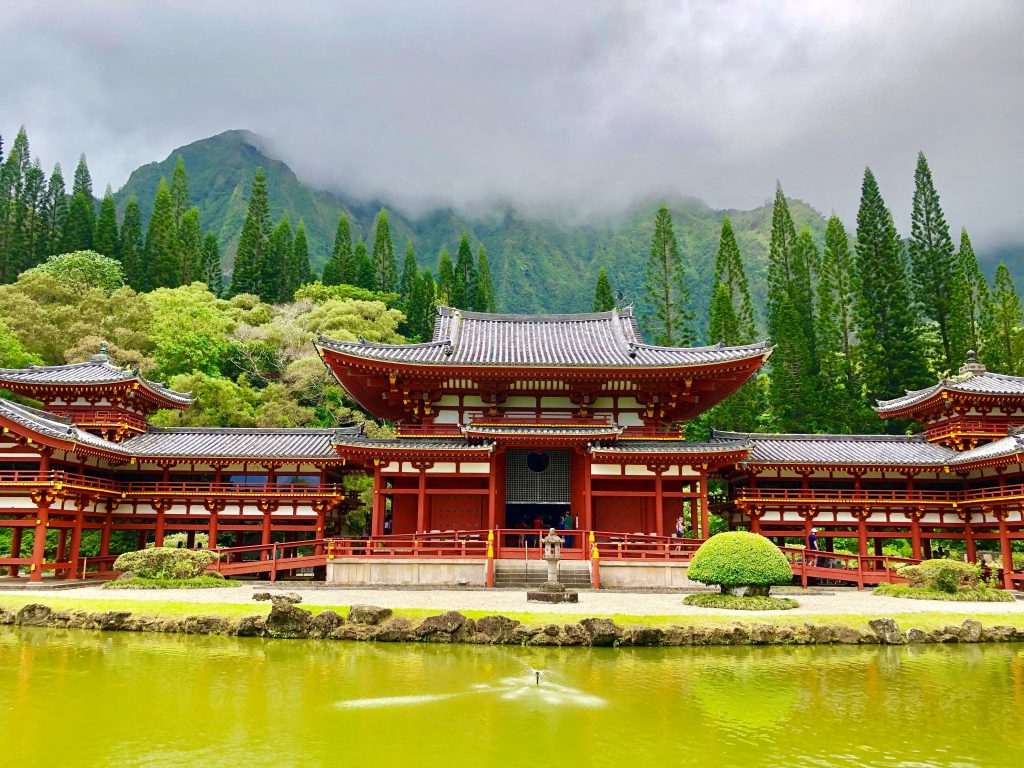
[593,267,615,312]
[642,205,694,345]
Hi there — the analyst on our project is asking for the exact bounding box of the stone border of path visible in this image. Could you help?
[2,599,1020,646]
[8,583,1024,616]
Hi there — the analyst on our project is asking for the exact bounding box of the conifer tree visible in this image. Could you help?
[908,152,967,370]
[981,263,1024,375]
[353,238,376,290]
[62,154,95,252]
[119,197,144,288]
[416,268,438,339]
[144,179,178,289]
[291,218,311,293]
[322,213,352,285]
[816,215,871,431]
[93,186,119,258]
[399,240,418,303]
[14,159,47,273]
[476,245,496,312]
[452,232,478,309]
[766,186,819,430]
[853,168,929,402]
[437,249,455,303]
[593,267,615,312]
[42,164,67,258]
[711,217,756,340]
[170,156,190,235]
[202,232,224,296]
[229,168,271,297]
[261,216,293,303]
[957,228,989,356]
[642,205,694,345]
[371,208,397,292]
[178,207,203,285]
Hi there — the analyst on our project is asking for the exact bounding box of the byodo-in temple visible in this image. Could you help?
[0,307,1022,589]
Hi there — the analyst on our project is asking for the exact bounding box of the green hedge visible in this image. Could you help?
[875,583,1012,602]
[688,532,793,596]
[112,547,219,580]
[898,559,980,594]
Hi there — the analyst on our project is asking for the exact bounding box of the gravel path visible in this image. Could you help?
[9,584,1024,617]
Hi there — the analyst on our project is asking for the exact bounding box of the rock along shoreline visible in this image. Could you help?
[2,599,1021,647]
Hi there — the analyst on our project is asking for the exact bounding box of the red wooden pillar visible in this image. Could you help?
[998,515,1014,590]
[100,511,112,557]
[486,456,497,531]
[416,466,427,533]
[68,505,86,579]
[29,454,52,583]
[750,513,761,535]
[964,518,977,563]
[371,463,384,536]
[207,511,219,549]
[910,516,922,560]
[261,510,273,546]
[7,527,23,577]
[137,529,147,549]
[699,469,710,540]
[857,517,868,557]
[582,457,593,532]
[55,528,68,579]
[654,471,664,537]
[186,530,195,549]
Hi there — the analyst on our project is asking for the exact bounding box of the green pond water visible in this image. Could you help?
[1,627,1023,767]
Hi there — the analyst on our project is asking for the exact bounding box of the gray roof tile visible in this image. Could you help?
[318,306,772,368]
[712,430,956,466]
[589,439,752,455]
[0,359,192,405]
[123,426,362,459]
[875,370,1024,413]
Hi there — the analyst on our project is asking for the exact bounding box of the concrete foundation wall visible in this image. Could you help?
[598,561,696,588]
[327,558,487,586]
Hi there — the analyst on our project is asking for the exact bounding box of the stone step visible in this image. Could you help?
[494,562,591,588]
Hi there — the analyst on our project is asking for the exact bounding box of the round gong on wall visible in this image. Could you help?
[526,451,550,473]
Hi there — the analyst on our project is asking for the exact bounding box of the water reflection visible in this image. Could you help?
[1,628,1022,768]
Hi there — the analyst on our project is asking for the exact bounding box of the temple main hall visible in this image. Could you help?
[0,307,1021,588]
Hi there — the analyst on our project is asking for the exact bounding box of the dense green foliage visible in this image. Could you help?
[593,267,615,312]
[898,559,980,593]
[687,532,793,595]
[25,250,124,292]
[112,547,219,580]
[643,206,694,345]
[682,593,798,610]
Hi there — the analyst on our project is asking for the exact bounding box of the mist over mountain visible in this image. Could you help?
[115,129,1020,329]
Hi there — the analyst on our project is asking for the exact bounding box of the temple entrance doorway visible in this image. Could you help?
[504,449,572,539]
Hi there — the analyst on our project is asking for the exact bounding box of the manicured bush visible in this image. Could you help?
[687,531,793,596]
[874,583,1012,602]
[112,547,219,580]
[683,593,798,611]
[898,559,980,594]
[104,575,240,590]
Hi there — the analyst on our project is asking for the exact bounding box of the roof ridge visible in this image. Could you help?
[713,429,927,443]
[448,306,620,322]
[140,426,361,435]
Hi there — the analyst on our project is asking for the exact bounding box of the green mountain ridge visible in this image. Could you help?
[110,130,836,327]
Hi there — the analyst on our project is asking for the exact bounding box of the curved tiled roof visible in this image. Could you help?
[589,439,752,455]
[948,433,1024,466]
[332,436,495,452]
[711,430,956,466]
[0,357,192,406]
[875,369,1024,415]
[122,426,363,460]
[317,306,772,368]
[0,397,132,455]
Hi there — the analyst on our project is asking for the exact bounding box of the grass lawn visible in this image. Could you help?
[2,594,1023,633]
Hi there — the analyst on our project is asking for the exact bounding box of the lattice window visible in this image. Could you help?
[505,449,570,504]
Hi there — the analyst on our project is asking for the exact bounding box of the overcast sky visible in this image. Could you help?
[2,1,1022,243]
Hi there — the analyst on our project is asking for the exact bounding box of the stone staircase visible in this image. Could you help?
[494,560,592,588]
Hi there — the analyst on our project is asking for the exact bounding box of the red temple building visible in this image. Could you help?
[0,310,1021,589]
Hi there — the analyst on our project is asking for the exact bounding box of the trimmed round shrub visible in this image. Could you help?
[113,547,219,580]
[898,559,980,594]
[688,532,793,596]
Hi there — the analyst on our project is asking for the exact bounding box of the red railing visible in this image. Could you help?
[64,409,149,432]
[592,531,703,560]
[926,419,1013,441]
[210,539,327,581]
[737,482,1024,508]
[779,546,920,590]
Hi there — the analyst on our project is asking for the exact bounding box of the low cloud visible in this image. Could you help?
[2,0,1022,242]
